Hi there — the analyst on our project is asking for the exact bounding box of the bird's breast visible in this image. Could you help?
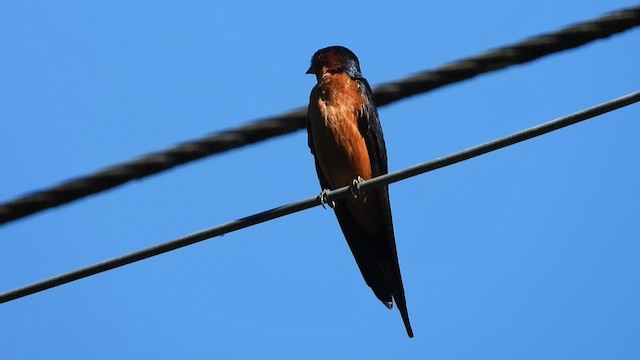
[309,75,372,189]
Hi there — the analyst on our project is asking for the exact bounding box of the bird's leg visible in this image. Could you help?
[350,176,365,200]
[319,189,335,209]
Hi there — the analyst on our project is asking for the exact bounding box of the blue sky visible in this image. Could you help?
[1,1,639,359]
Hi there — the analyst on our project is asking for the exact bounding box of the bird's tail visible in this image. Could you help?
[386,259,413,338]
[394,288,414,338]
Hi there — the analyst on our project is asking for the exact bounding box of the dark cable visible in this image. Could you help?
[1,5,639,226]
[1,91,637,304]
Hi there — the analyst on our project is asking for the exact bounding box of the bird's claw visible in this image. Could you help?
[319,189,335,209]
[350,176,365,199]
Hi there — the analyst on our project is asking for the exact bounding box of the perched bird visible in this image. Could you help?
[306,46,413,338]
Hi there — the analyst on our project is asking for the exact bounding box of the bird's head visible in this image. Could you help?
[306,46,362,81]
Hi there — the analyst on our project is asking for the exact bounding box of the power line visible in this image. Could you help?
[1,90,637,304]
[372,7,640,106]
[1,5,639,226]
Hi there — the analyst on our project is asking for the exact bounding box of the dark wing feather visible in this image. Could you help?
[333,203,394,304]
[356,78,413,338]
[357,79,388,176]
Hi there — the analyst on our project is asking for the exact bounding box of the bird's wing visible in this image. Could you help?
[356,78,413,337]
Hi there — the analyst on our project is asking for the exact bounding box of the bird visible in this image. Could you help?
[306,46,413,338]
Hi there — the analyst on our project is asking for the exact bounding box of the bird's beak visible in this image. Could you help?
[306,65,314,75]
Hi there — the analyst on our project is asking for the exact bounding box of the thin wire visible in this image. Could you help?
[1,5,639,226]
[1,91,637,304]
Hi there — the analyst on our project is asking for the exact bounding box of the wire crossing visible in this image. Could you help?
[1,5,639,226]
[1,91,637,304]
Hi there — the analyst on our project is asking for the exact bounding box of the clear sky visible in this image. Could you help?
[1,1,639,359]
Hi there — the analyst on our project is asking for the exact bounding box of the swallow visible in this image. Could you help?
[306,46,413,338]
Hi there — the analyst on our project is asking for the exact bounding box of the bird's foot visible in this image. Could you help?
[350,176,365,199]
[319,189,335,209]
